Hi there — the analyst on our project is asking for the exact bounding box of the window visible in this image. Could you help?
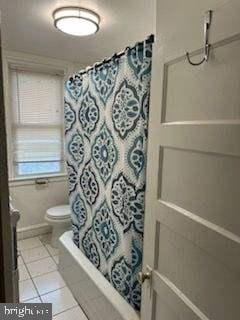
[10,69,65,177]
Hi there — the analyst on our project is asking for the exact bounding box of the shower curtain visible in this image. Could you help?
[64,36,153,311]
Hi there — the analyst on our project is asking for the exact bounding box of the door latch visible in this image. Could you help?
[138,266,152,284]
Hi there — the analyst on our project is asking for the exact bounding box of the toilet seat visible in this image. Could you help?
[46,205,70,221]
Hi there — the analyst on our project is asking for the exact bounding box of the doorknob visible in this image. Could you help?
[138,270,151,284]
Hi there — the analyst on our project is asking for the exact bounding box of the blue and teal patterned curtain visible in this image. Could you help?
[64,36,153,311]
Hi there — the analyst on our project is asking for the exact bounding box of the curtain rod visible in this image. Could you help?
[75,34,154,77]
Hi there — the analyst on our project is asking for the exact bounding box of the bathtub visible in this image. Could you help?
[59,231,140,320]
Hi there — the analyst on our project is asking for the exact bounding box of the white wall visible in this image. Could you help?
[2,50,87,237]
[10,177,69,232]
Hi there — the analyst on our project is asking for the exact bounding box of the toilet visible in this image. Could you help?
[45,205,71,248]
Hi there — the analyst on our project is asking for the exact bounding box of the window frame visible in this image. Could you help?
[12,124,66,178]
[3,54,69,181]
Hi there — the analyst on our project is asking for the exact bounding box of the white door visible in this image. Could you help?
[141,1,240,319]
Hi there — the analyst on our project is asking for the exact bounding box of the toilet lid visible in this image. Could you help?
[46,205,70,220]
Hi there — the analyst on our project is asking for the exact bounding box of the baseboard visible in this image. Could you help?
[17,223,51,240]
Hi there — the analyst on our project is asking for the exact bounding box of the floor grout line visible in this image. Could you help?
[18,244,44,252]
[20,247,59,265]
[23,255,56,267]
[20,255,52,265]
[18,236,47,251]
[18,236,86,318]
[39,284,67,299]
[20,235,58,255]
[18,263,30,283]
[21,295,40,303]
[52,256,59,267]
[25,260,65,297]
[28,268,60,281]
[42,245,59,267]
[53,305,80,317]
[23,259,43,302]
[20,241,51,302]
[44,245,59,256]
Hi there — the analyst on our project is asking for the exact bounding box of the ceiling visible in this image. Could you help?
[0,0,155,64]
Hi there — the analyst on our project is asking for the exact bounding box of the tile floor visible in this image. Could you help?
[18,234,88,320]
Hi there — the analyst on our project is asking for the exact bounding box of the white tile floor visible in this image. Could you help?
[18,235,88,320]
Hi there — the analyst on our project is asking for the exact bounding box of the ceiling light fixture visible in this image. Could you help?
[53,7,100,36]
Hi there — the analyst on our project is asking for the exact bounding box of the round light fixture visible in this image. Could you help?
[53,7,100,36]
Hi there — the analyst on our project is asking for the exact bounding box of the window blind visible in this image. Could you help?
[10,69,64,176]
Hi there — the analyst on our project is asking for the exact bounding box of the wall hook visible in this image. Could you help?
[186,10,212,66]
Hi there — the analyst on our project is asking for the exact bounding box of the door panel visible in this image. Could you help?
[155,297,182,320]
[154,288,201,320]
[156,224,239,319]
[161,148,240,236]
[155,201,240,274]
[164,40,240,122]
[141,1,240,319]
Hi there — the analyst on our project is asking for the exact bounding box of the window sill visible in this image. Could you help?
[9,173,68,187]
